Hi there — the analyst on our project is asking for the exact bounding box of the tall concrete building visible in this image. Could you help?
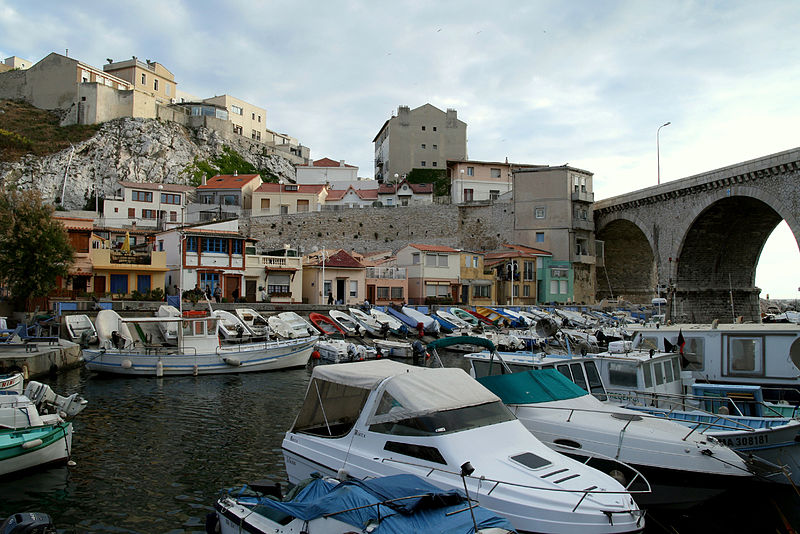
[513,165,596,303]
[373,104,467,182]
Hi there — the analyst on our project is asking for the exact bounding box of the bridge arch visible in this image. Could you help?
[595,213,657,303]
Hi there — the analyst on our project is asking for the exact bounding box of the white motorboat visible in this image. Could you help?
[211,473,516,534]
[314,338,376,363]
[63,314,98,345]
[282,360,644,534]
[0,381,87,477]
[84,310,316,376]
[213,310,252,342]
[401,306,440,335]
[348,308,386,337]
[234,308,270,338]
[156,305,180,344]
[0,372,23,394]
[277,312,316,338]
[328,310,361,336]
[476,367,756,509]
[369,308,406,335]
[372,338,413,358]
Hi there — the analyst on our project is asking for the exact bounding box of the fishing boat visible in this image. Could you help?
[210,473,516,534]
[401,306,440,335]
[233,308,270,339]
[308,312,346,336]
[0,372,23,394]
[63,314,98,345]
[83,310,317,376]
[282,359,644,534]
[0,381,87,478]
[348,308,385,337]
[328,310,362,336]
[368,308,406,335]
[476,367,757,508]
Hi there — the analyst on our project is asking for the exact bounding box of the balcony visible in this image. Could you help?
[572,218,594,231]
[248,255,302,270]
[571,190,594,203]
[573,253,596,265]
[90,248,167,269]
[366,266,407,280]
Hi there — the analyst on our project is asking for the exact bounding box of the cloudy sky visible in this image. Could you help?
[1,0,798,298]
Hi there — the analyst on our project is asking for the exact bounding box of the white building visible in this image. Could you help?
[295,157,359,185]
[102,181,194,230]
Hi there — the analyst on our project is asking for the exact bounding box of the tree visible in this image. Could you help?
[0,189,73,306]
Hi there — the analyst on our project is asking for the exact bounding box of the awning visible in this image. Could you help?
[462,279,494,286]
[263,267,298,272]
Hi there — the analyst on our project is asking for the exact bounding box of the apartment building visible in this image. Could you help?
[103,57,177,105]
[244,245,303,303]
[485,244,552,306]
[53,216,94,296]
[373,104,467,182]
[447,159,514,204]
[295,158,358,185]
[251,183,328,216]
[203,94,266,141]
[458,251,495,306]
[512,165,595,302]
[395,244,461,305]
[102,181,193,230]
[189,174,263,222]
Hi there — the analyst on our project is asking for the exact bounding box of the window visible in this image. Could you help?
[536,232,544,243]
[575,238,589,256]
[233,125,243,135]
[252,130,261,141]
[467,167,474,176]
[349,280,358,298]
[643,362,653,388]
[297,199,309,212]
[370,401,513,437]
[251,112,255,120]
[464,189,474,202]
[128,208,135,218]
[683,337,705,371]
[491,168,501,178]
[559,280,568,294]
[200,272,220,294]
[268,274,290,294]
[421,144,426,149]
[473,255,479,267]
[432,144,438,150]
[110,274,128,295]
[573,175,580,192]
[654,362,664,385]
[512,284,519,297]
[489,190,499,201]
[391,287,404,299]
[132,191,153,202]
[438,254,448,267]
[524,261,534,281]
[142,209,155,219]
[433,126,437,131]
[377,287,390,299]
[222,195,239,206]
[550,280,558,295]
[170,211,177,222]
[473,285,490,298]
[154,79,158,91]
[231,105,243,115]
[137,274,151,293]
[535,207,546,219]
[552,267,568,278]
[232,240,242,254]
[523,285,530,297]
[161,193,181,205]
[202,237,227,253]
[158,240,164,251]
[420,161,426,167]
[421,126,426,131]
[261,198,271,210]
[425,253,437,267]
[141,73,146,85]
[383,441,446,464]
[412,253,420,265]
[608,362,638,388]
[186,236,197,252]
[432,162,437,167]
[258,115,261,123]
[729,337,762,374]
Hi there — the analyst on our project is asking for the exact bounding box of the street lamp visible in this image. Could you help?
[157,184,164,230]
[657,122,671,185]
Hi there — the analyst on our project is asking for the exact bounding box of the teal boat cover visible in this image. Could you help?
[477,369,588,405]
[427,336,496,352]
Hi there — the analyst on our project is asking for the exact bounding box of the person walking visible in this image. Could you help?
[213,285,222,303]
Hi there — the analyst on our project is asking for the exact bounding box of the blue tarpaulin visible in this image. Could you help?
[478,369,588,405]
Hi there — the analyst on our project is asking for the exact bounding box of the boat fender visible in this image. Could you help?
[193,364,199,376]
[22,364,29,380]
[224,356,241,366]
[121,359,133,369]
[336,468,349,481]
[156,360,163,377]
[311,350,321,361]
[22,439,43,450]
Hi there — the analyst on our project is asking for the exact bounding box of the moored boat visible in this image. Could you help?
[308,312,346,336]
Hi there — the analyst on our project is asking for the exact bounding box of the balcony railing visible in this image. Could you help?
[247,255,302,269]
[571,190,594,203]
[572,219,594,231]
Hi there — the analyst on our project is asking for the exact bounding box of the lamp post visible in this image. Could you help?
[157,184,164,230]
[459,169,465,204]
[657,122,671,185]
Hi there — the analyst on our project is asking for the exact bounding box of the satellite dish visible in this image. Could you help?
[535,318,559,338]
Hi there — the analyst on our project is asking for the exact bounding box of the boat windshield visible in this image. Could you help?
[368,401,514,436]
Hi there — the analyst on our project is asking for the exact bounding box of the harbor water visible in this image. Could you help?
[2,352,799,533]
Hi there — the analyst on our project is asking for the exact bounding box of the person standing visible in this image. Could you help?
[327,291,334,305]
[213,285,222,303]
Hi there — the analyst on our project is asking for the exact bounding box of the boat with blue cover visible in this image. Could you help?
[211,473,517,534]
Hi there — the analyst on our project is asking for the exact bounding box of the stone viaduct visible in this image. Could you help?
[593,147,800,323]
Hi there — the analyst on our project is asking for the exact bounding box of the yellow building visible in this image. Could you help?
[89,234,168,297]
[458,251,495,305]
[103,56,177,105]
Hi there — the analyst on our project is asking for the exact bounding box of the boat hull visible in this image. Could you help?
[0,423,73,478]
[83,337,317,376]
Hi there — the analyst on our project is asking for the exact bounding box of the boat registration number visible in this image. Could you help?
[719,434,768,448]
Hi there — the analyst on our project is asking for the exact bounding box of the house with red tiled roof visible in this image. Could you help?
[252,182,328,216]
[395,244,461,304]
[296,157,359,185]
[376,180,433,207]
[301,249,366,305]
[323,185,378,209]
[188,173,263,223]
[484,243,555,305]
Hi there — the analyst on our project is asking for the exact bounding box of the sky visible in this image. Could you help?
[1,0,798,298]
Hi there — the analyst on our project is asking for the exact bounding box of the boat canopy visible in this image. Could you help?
[427,335,496,352]
[246,474,514,534]
[308,360,501,426]
[478,369,588,405]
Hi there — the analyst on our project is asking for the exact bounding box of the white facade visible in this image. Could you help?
[102,182,191,229]
[296,159,359,185]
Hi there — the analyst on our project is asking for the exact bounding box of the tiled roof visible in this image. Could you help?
[408,244,460,253]
[118,181,194,192]
[325,189,346,201]
[502,243,552,256]
[308,249,364,269]
[197,174,261,190]
[255,183,326,194]
[407,182,433,194]
[325,186,376,201]
[377,180,433,195]
[298,157,357,168]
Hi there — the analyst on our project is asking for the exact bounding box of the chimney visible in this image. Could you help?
[202,176,207,186]
[339,160,345,167]
[308,159,314,167]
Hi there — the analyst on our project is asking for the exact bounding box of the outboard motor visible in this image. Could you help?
[0,512,56,534]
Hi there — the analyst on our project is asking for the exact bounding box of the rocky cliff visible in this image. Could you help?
[0,117,297,209]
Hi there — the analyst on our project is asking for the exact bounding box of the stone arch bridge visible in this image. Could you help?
[593,147,800,323]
